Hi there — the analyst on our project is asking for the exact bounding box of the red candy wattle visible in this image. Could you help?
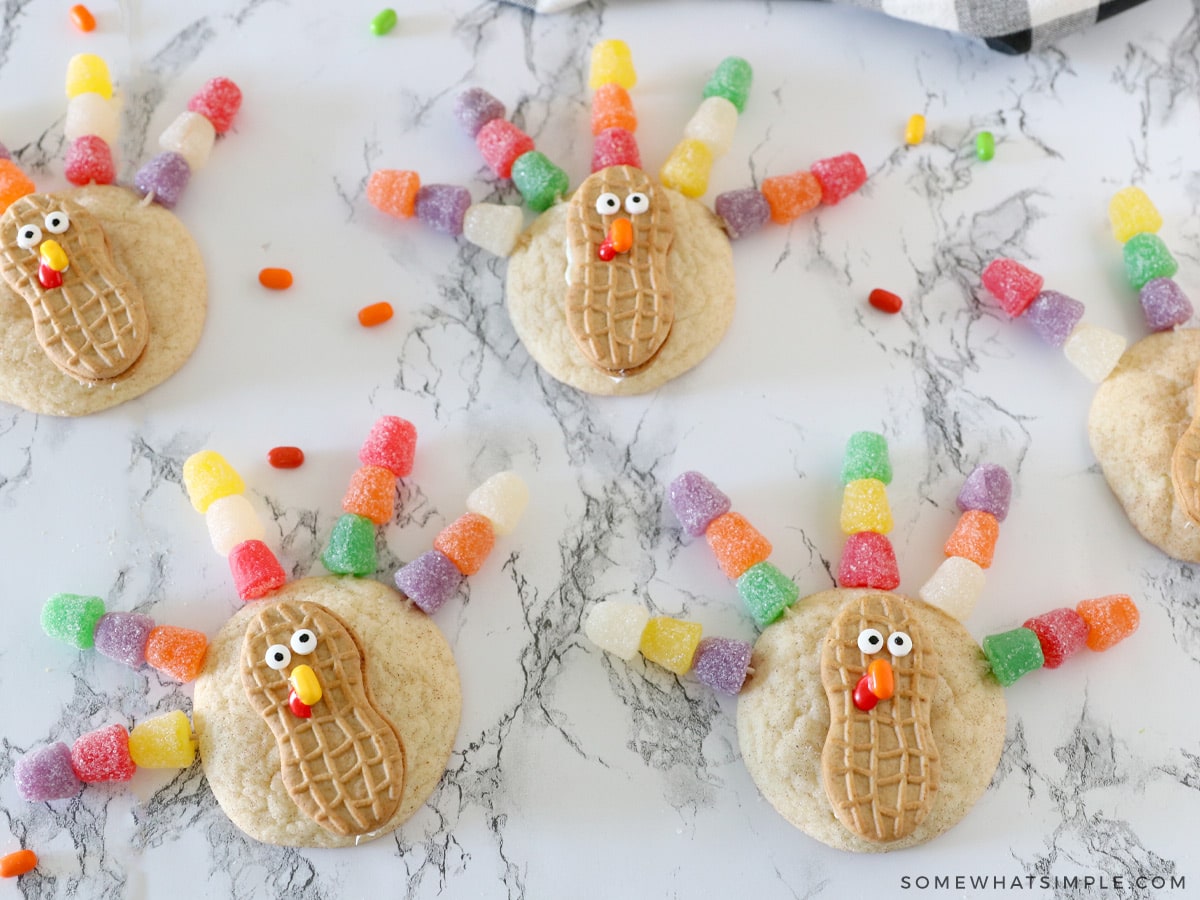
[288,689,312,719]
[853,674,877,711]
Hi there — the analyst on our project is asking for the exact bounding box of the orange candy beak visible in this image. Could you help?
[597,217,634,260]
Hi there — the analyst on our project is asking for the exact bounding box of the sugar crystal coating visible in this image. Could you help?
[683,96,739,157]
[659,138,713,199]
[511,151,570,213]
[94,611,155,668]
[583,601,650,660]
[842,431,892,485]
[359,415,417,477]
[205,493,265,556]
[343,465,397,525]
[454,88,507,138]
[810,153,866,205]
[592,127,641,172]
[434,512,496,576]
[416,184,472,237]
[944,509,1000,569]
[322,513,378,577]
[1063,323,1127,383]
[466,470,529,536]
[981,258,1044,317]
[761,171,821,224]
[395,550,463,614]
[840,478,892,534]
[65,53,112,100]
[1022,607,1088,669]
[589,40,636,90]
[15,743,82,801]
[228,539,287,600]
[1109,187,1162,244]
[692,637,753,694]
[134,152,191,209]
[65,92,120,144]
[1124,232,1178,290]
[918,555,985,622]
[187,77,242,134]
[463,203,525,257]
[706,511,771,578]
[702,57,753,113]
[838,531,900,590]
[1139,278,1193,332]
[128,710,196,768]
[639,616,702,675]
[144,626,208,682]
[65,135,115,186]
[736,561,799,627]
[668,471,731,537]
[159,111,216,171]
[982,627,1043,686]
[71,724,135,783]
[0,160,35,209]
[1025,290,1085,347]
[42,593,105,649]
[956,463,1011,521]
[591,83,637,135]
[476,119,534,180]
[1076,594,1139,651]
[714,188,770,240]
[367,170,420,219]
[183,450,244,513]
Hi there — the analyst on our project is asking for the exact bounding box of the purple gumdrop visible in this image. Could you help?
[454,88,507,138]
[14,742,83,801]
[668,471,732,537]
[1140,278,1193,332]
[0,141,10,161]
[692,637,753,695]
[714,189,770,240]
[395,549,464,615]
[1025,290,1085,348]
[956,463,1012,521]
[93,611,155,669]
[134,152,191,209]
[416,184,472,237]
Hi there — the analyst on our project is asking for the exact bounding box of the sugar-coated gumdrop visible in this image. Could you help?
[981,258,1044,317]
[134,152,191,209]
[1140,277,1193,332]
[842,431,891,485]
[0,849,38,878]
[434,512,496,576]
[684,96,739,157]
[159,111,216,171]
[583,601,650,660]
[65,53,112,100]
[42,593,106,649]
[956,463,1011,521]
[187,77,242,134]
[14,743,82,801]
[93,611,155,668]
[714,188,769,240]
[463,203,525,257]
[343,465,397,525]
[182,450,245,514]
[589,39,636,90]
[359,416,417,477]
[476,119,535,180]
[975,131,995,162]
[702,57,753,113]
[639,617,702,675]
[144,626,208,683]
[592,127,641,172]
[454,88,507,138]
[1109,187,1162,244]
[395,550,463,615]
[322,513,378,577]
[905,114,925,146]
[128,710,196,769]
[761,171,822,224]
[982,627,1044,686]
[466,471,529,536]
[205,493,265,556]
[592,83,637,135]
[659,138,713,199]
[0,160,35,210]
[65,92,120,144]
[668,471,732,538]
[692,637,753,695]
[1123,232,1178,290]
[737,561,799,627]
[511,151,570,213]
[838,532,900,590]
[810,153,867,206]
[840,479,892,534]
[944,509,1000,569]
[228,539,287,600]
[71,724,135,783]
[416,184,472,236]
[65,136,115,186]
[367,170,421,219]
[1076,594,1139,651]
[1025,290,1085,347]
[1063,323,1127,384]
[1022,608,1089,669]
[706,512,771,578]
[918,555,985,622]
[869,288,903,314]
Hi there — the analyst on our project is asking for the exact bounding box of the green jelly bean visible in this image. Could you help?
[702,57,753,114]
[1123,232,1178,290]
[42,593,106,649]
[322,513,377,576]
[370,8,398,36]
[975,131,995,162]
[511,151,570,213]
[982,627,1044,686]
[737,561,799,628]
[842,431,892,485]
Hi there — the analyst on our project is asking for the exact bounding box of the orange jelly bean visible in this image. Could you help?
[70,4,96,32]
[1076,594,1139,651]
[434,512,496,576]
[267,446,304,469]
[0,849,37,878]
[705,512,772,579]
[358,302,394,327]
[258,267,293,290]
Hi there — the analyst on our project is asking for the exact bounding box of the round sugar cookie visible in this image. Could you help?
[506,187,735,396]
[0,185,205,416]
[737,588,1006,852]
[194,576,462,848]
[1089,330,1200,563]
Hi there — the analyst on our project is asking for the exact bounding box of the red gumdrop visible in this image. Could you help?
[64,136,115,186]
[1023,607,1089,669]
[71,724,135,783]
[810,152,867,205]
[592,127,641,172]
[358,416,417,477]
[981,258,1044,318]
[187,77,242,134]
[838,531,900,590]
[475,119,534,180]
[228,539,287,601]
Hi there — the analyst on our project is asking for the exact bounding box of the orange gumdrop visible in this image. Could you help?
[434,512,496,576]
[367,170,420,219]
[705,512,772,579]
[144,626,208,682]
[943,509,1000,569]
[591,84,637,135]
[342,465,397,525]
[0,160,36,212]
[0,849,37,878]
[761,171,822,224]
[1076,595,1139,651]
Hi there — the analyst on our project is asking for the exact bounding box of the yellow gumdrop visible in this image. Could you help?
[129,710,196,768]
[589,40,636,90]
[66,53,113,100]
[659,138,713,199]
[183,450,245,513]
[840,478,893,535]
[639,616,703,675]
[1108,187,1162,244]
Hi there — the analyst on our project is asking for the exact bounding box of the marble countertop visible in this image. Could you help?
[1,0,1198,897]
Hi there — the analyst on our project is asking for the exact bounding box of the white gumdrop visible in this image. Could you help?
[1062,323,1127,384]
[462,203,524,257]
[205,493,265,556]
[466,471,529,536]
[159,111,216,171]
[683,96,739,158]
[65,92,121,145]
[918,556,985,622]
[584,601,650,660]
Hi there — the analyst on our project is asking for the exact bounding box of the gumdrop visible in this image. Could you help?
[589,40,636,90]
[128,710,196,768]
[691,637,753,694]
[761,171,822,224]
[583,601,650,660]
[466,471,530,536]
[0,160,35,210]
[65,53,112,100]
[982,627,1044,686]
[134,152,191,209]
[639,617,702,675]
[1139,278,1193,332]
[736,561,799,627]
[840,479,892,534]
[1022,608,1088,669]
[592,128,641,172]
[463,203,525,257]
[187,77,242,134]
[395,550,463,615]
[838,532,900,590]
[144,626,208,682]
[591,84,637,135]
[956,463,1012,521]
[1123,233,1177,290]
[1076,594,1139,651]
[810,153,866,205]
[64,92,120,144]
[454,88,506,138]
[343,465,397,525]
[159,111,216,171]
[65,136,115,186]
[511,151,570,213]
[702,57,752,113]
[1109,187,1162,244]
[684,96,738,157]
[368,170,421,219]
[183,450,245,514]
[714,188,770,240]
[943,509,1000,569]
[842,431,892,485]
[476,119,534,180]
[71,724,135,783]
[416,184,472,237]
[981,258,1043,317]
[1063,323,1127,383]
[93,611,155,668]
[322,513,378,577]
[668,471,731,537]
[918,555,985,622]
[660,139,713,199]
[359,415,417,477]
[228,539,287,600]
[14,743,82,801]
[205,494,265,557]
[434,512,496,576]
[1025,290,1085,347]
[706,512,771,578]
[42,593,105,649]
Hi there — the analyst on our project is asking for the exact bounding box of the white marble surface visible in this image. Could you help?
[0,0,1198,897]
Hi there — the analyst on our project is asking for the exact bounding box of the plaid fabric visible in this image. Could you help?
[498,0,1153,53]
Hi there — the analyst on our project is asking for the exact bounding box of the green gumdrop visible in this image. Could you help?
[702,57,753,113]
[982,627,1044,686]
[42,593,106,649]
[322,513,377,577]
[1123,233,1178,290]
[842,431,892,485]
[511,151,569,213]
[736,561,799,628]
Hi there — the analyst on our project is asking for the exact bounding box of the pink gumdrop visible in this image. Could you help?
[475,119,534,179]
[71,724,135,783]
[592,127,641,172]
[810,152,867,205]
[228,539,287,601]
[187,77,242,134]
[64,135,115,186]
[358,416,417,477]
[837,531,900,590]
[981,258,1044,318]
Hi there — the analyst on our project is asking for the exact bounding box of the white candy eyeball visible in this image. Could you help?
[857,628,885,655]
[290,628,317,655]
[887,631,913,657]
[43,211,70,234]
[264,644,292,670]
[624,192,649,215]
[16,223,42,250]
[595,192,621,215]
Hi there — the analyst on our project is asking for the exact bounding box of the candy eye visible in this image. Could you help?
[16,224,42,250]
[887,631,913,657]
[624,192,649,215]
[290,628,317,655]
[857,628,884,654]
[595,192,621,215]
[43,211,70,234]
[265,644,292,670]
